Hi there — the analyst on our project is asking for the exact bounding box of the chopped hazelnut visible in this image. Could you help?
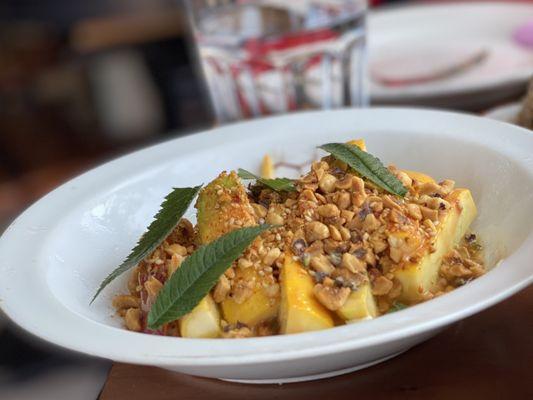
[313,284,350,311]
[266,211,284,225]
[406,204,422,220]
[341,252,365,273]
[372,276,393,296]
[310,254,335,275]
[305,221,330,242]
[318,174,337,193]
[317,204,340,218]
[362,214,381,231]
[213,275,231,303]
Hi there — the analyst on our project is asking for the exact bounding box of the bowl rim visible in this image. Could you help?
[0,107,532,366]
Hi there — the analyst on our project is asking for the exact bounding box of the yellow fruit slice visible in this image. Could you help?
[403,170,436,184]
[279,256,334,334]
[347,139,367,151]
[179,295,221,338]
[393,189,477,303]
[221,267,279,327]
[336,277,379,322]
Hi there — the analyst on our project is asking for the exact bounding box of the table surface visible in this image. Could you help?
[100,285,532,400]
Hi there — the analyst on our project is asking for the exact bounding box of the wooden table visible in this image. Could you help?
[100,286,532,400]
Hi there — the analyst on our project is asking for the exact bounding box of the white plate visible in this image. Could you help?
[485,101,522,124]
[368,3,533,108]
[0,108,532,384]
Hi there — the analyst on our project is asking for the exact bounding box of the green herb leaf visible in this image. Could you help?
[147,224,272,329]
[91,186,202,303]
[319,143,408,197]
[387,302,408,313]
[237,168,296,192]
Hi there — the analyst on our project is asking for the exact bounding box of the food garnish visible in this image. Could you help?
[91,186,201,303]
[319,143,408,197]
[102,139,485,338]
[237,168,296,192]
[147,225,272,329]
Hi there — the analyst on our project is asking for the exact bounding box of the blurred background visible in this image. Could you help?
[0,0,531,399]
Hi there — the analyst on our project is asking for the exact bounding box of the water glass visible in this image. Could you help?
[185,0,368,122]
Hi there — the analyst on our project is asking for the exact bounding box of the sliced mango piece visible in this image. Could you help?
[179,173,253,337]
[347,138,366,151]
[221,267,279,326]
[279,256,334,334]
[195,171,256,245]
[337,277,379,322]
[197,171,280,328]
[394,189,477,303]
[179,295,221,338]
[403,170,436,184]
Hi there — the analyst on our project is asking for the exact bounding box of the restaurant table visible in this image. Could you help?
[99,285,532,400]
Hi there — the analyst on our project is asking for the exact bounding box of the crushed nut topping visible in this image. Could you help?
[114,147,485,337]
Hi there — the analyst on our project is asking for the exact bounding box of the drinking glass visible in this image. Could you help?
[185,0,368,122]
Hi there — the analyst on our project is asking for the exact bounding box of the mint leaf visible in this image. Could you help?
[236,169,257,180]
[319,143,407,197]
[237,168,295,192]
[91,186,202,303]
[147,224,272,329]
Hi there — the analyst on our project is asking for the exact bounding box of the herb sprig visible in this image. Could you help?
[91,186,202,303]
[93,140,407,324]
[238,168,295,192]
[147,224,272,329]
[319,143,407,197]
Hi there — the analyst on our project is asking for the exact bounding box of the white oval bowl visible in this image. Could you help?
[0,108,532,383]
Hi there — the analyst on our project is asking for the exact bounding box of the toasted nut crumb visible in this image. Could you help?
[335,175,353,190]
[395,171,412,188]
[418,182,446,196]
[299,189,318,203]
[310,254,335,275]
[225,267,236,279]
[372,276,393,296]
[362,213,381,231]
[165,243,188,256]
[423,219,437,236]
[341,252,365,273]
[370,236,388,253]
[263,248,281,266]
[336,192,351,209]
[251,203,267,219]
[168,254,184,276]
[213,275,231,303]
[383,195,401,210]
[238,258,253,270]
[420,206,439,221]
[439,179,455,195]
[318,174,337,193]
[145,276,163,301]
[313,284,350,311]
[352,192,366,207]
[124,308,142,331]
[305,221,330,242]
[329,225,342,241]
[266,211,284,225]
[352,176,365,193]
[232,280,254,304]
[406,204,422,220]
[113,295,140,310]
[317,204,340,218]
